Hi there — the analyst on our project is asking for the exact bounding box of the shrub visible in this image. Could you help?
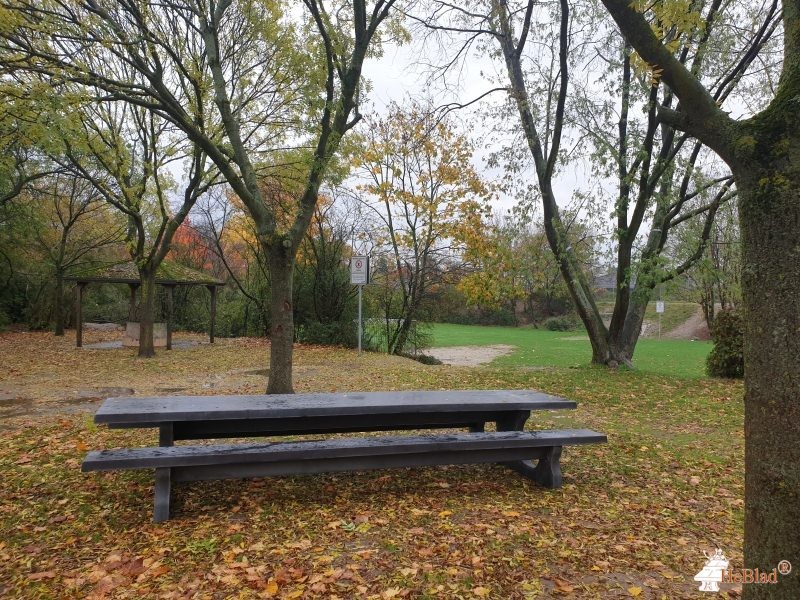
[706,308,744,378]
[296,320,357,348]
[544,316,575,331]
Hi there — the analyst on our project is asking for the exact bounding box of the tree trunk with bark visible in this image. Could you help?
[597,0,799,593]
[137,268,157,359]
[53,269,65,336]
[732,131,800,597]
[266,245,295,394]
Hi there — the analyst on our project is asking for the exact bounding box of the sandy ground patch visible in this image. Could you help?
[427,344,516,366]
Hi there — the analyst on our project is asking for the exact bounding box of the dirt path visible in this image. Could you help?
[663,307,710,340]
[427,344,516,366]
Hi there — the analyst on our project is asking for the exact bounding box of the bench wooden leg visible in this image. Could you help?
[159,423,174,447]
[496,410,530,432]
[504,446,563,489]
[154,467,172,522]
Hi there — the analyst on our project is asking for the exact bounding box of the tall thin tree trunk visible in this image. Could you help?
[266,246,295,394]
[137,269,156,358]
[53,269,65,336]
[392,316,413,355]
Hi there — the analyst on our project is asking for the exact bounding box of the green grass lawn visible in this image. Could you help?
[429,322,712,378]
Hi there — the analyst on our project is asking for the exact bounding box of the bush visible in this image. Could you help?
[296,320,357,348]
[544,316,576,331]
[706,308,744,378]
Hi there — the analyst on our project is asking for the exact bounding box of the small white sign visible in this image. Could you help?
[350,256,369,285]
[656,300,665,314]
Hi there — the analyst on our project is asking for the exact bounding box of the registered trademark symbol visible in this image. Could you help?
[778,560,792,575]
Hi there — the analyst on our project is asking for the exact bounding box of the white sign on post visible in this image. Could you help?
[351,256,369,354]
[656,301,665,314]
[350,256,369,284]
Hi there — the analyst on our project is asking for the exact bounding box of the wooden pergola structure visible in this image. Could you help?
[65,261,225,349]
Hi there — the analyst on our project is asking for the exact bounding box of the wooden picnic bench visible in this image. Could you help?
[82,390,606,521]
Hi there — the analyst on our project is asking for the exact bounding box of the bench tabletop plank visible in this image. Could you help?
[95,390,576,425]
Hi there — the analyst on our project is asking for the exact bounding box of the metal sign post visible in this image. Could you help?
[350,256,369,354]
[656,299,665,339]
[358,285,363,354]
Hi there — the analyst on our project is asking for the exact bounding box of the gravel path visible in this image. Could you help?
[427,344,516,367]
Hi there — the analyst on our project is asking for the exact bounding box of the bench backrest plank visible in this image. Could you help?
[95,390,576,425]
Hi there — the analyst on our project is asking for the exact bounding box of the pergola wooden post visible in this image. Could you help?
[165,284,175,350]
[75,282,87,348]
[65,261,224,349]
[208,285,217,344]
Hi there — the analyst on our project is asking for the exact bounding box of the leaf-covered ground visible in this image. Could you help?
[0,331,744,598]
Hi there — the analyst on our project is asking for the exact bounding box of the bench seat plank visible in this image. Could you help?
[95,390,576,426]
[82,429,605,471]
[83,429,606,522]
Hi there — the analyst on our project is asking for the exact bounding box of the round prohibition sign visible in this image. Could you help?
[355,260,363,269]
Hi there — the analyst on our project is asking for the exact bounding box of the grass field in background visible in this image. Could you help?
[429,322,712,378]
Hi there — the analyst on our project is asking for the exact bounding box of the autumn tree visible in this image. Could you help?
[0,81,63,206]
[416,0,772,366]
[460,208,596,322]
[25,172,125,335]
[598,0,798,593]
[0,0,398,391]
[355,102,493,354]
[57,100,213,357]
[294,192,362,342]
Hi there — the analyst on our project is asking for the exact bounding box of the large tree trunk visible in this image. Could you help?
[735,158,800,597]
[608,287,651,362]
[53,269,65,336]
[266,246,295,394]
[137,269,156,358]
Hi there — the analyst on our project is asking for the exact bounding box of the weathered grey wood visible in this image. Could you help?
[496,410,530,432]
[154,467,171,522]
[208,285,217,344]
[495,410,541,477]
[83,430,606,520]
[95,390,577,426]
[84,429,606,521]
[82,429,605,471]
[85,390,606,521]
[504,446,564,488]
[159,423,174,447]
[82,429,606,522]
[75,282,87,348]
[171,447,552,482]
[165,285,174,351]
[166,410,527,441]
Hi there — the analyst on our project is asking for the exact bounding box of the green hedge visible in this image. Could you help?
[706,308,744,378]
